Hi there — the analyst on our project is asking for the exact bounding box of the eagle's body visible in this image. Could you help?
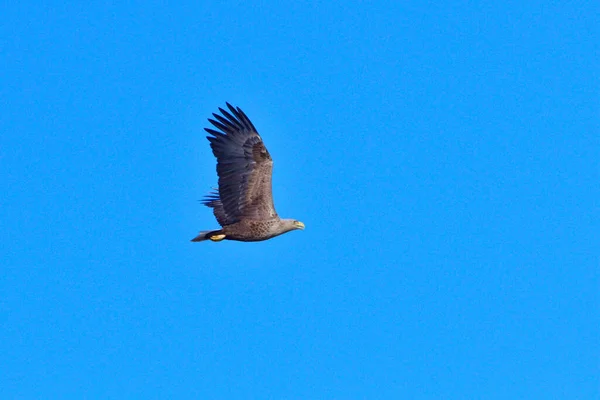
[192,103,304,242]
[194,218,300,242]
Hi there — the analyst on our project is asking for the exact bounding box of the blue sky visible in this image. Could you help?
[1,1,598,398]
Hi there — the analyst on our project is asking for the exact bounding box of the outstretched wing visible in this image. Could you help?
[204,103,277,226]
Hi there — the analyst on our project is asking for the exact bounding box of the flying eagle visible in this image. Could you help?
[191,103,305,242]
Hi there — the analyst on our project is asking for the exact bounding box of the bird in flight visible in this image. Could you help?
[192,103,305,242]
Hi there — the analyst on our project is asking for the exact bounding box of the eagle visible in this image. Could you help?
[191,103,305,242]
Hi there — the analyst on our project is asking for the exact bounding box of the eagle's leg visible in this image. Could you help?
[209,234,226,241]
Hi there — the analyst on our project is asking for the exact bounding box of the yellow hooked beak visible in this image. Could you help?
[294,221,305,230]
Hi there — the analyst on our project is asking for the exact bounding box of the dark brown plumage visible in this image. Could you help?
[191,103,304,242]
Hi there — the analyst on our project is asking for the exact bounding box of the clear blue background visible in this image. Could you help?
[1,1,598,398]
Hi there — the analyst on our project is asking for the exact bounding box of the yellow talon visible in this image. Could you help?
[209,234,226,242]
